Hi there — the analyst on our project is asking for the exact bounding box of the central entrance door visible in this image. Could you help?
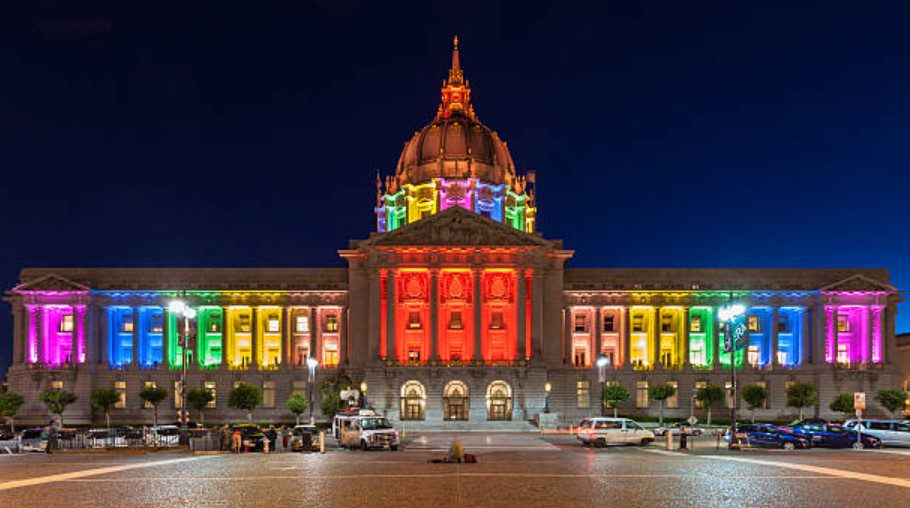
[443,380,469,421]
[486,380,513,421]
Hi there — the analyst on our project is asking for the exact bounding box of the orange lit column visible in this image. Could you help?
[430,270,439,361]
[516,268,526,360]
[250,307,258,369]
[473,270,482,362]
[623,307,632,367]
[310,308,318,362]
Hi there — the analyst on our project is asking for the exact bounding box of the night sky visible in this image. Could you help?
[2,2,908,377]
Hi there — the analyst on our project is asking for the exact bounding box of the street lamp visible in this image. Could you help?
[718,301,747,450]
[360,381,368,409]
[168,297,196,434]
[596,355,609,416]
[306,356,319,421]
[544,381,552,414]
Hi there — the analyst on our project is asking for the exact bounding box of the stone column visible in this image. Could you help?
[824,305,836,364]
[865,306,873,364]
[386,272,396,361]
[282,306,291,367]
[35,305,44,365]
[251,307,259,369]
[311,307,319,363]
[652,307,661,367]
[429,270,439,361]
[883,306,895,364]
[593,307,602,361]
[516,270,527,361]
[71,306,81,365]
[221,307,229,369]
[102,307,110,366]
[800,307,810,365]
[531,270,544,358]
[473,270,482,362]
[623,307,632,367]
[564,308,573,366]
[132,307,140,366]
[340,305,349,365]
[771,307,779,367]
[680,308,688,369]
[12,304,23,364]
[711,308,720,370]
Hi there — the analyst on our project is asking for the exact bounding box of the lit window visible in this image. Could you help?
[777,351,789,366]
[408,311,422,329]
[490,312,504,330]
[263,381,276,408]
[632,315,644,332]
[837,344,850,365]
[574,314,587,332]
[204,381,216,408]
[603,315,615,332]
[207,315,220,333]
[724,382,734,408]
[324,340,339,366]
[573,348,587,368]
[296,315,309,333]
[267,318,280,333]
[777,317,789,333]
[325,314,339,332]
[690,346,705,366]
[660,350,673,368]
[60,314,74,332]
[408,347,421,363]
[115,380,127,409]
[747,316,761,332]
[837,315,850,333]
[51,380,64,389]
[238,315,252,332]
[636,381,649,408]
[122,317,134,333]
[661,315,672,333]
[151,314,164,333]
[690,316,702,333]
[747,345,760,366]
[449,311,463,330]
[576,381,590,408]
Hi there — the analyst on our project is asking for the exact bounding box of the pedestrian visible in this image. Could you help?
[265,428,278,453]
[262,435,270,454]
[715,429,722,449]
[282,427,290,451]
[221,426,231,452]
[231,430,242,454]
[679,429,688,452]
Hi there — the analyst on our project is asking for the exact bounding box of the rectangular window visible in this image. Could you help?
[576,381,591,408]
[690,345,705,366]
[490,312,504,329]
[122,317,134,333]
[408,347,421,363]
[574,314,587,332]
[777,317,789,333]
[632,315,644,332]
[115,380,126,409]
[267,318,280,333]
[174,381,183,409]
[747,316,761,332]
[661,315,672,333]
[690,316,702,333]
[239,315,252,332]
[747,345,760,366]
[837,315,850,332]
[408,311,422,329]
[143,381,156,409]
[204,381,217,408]
[449,311,463,330]
[837,344,850,365]
[666,381,679,408]
[51,380,63,389]
[603,315,615,332]
[636,381,649,408]
[725,382,734,408]
[296,315,309,333]
[325,314,339,332]
[151,314,164,333]
[263,381,276,408]
[573,348,587,368]
[695,381,707,408]
[60,314,74,332]
[324,341,339,366]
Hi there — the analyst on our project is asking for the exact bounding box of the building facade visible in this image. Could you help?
[3,40,904,427]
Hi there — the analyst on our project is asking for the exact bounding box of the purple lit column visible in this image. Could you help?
[26,305,38,363]
[75,305,87,364]
[824,306,835,364]
[872,306,883,363]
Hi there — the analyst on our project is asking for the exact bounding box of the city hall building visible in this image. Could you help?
[3,40,904,427]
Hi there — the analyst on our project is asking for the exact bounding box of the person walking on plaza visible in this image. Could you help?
[282,426,290,452]
[679,428,688,452]
[221,426,231,452]
[231,430,242,454]
[262,434,270,454]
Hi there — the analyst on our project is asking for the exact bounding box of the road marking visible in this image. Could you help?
[875,449,910,457]
[0,455,216,492]
[698,453,910,489]
[57,473,837,481]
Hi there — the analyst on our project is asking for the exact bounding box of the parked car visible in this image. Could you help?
[289,425,319,452]
[654,422,704,437]
[147,425,181,446]
[843,419,910,447]
[85,428,127,448]
[0,430,18,453]
[789,422,881,449]
[576,418,655,447]
[230,424,266,452]
[18,428,45,452]
[723,424,810,450]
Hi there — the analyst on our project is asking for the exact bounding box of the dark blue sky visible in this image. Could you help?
[2,1,908,377]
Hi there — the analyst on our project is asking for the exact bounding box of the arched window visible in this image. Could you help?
[443,380,469,421]
[486,380,512,421]
[400,380,426,421]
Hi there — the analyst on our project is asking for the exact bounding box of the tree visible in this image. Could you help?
[228,383,262,422]
[318,370,354,418]
[603,383,631,418]
[786,382,818,420]
[741,384,770,423]
[91,388,121,431]
[186,388,215,425]
[287,392,309,425]
[648,383,677,425]
[320,392,344,420]
[829,393,855,417]
[139,385,168,429]
[875,389,908,417]
[40,388,77,428]
[695,385,725,426]
[0,392,25,433]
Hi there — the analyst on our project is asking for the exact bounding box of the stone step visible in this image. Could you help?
[397,420,538,433]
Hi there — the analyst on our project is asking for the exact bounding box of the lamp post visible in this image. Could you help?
[596,354,609,417]
[360,381,368,409]
[168,298,196,434]
[718,302,746,450]
[544,381,552,414]
[306,356,319,421]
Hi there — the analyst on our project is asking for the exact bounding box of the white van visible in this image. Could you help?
[844,419,910,447]
[340,415,400,451]
[577,417,655,447]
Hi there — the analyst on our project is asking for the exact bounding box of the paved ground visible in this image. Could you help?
[1,433,908,507]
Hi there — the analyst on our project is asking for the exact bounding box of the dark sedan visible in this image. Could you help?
[789,422,881,449]
[724,424,811,450]
[230,424,266,452]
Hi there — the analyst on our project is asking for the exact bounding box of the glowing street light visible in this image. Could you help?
[306,357,319,420]
[169,297,196,434]
[544,381,552,414]
[595,354,609,416]
[718,300,748,450]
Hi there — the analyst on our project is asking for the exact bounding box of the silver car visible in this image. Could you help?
[843,419,910,447]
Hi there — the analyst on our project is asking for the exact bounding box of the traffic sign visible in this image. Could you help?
[687,416,698,425]
[854,392,866,411]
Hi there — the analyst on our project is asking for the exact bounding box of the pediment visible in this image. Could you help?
[363,206,555,248]
[13,274,90,292]
[820,274,895,293]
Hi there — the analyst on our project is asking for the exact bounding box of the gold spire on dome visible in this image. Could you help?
[437,35,475,120]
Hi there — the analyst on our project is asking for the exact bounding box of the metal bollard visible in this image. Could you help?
[319,432,325,454]
[666,431,674,451]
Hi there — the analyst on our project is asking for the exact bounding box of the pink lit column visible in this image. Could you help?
[26,305,38,363]
[824,305,836,364]
[872,306,884,363]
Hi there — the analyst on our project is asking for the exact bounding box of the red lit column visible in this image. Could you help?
[430,270,439,361]
[473,270,482,362]
[516,269,526,360]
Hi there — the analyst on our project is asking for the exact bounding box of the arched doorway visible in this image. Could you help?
[486,380,513,421]
[443,380,469,421]
[400,380,426,421]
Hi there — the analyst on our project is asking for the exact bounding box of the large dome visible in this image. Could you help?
[395,114,517,187]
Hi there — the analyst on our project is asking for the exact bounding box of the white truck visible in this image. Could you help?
[335,410,400,451]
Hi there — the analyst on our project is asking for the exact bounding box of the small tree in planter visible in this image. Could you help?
[228,383,262,423]
[91,387,121,433]
[786,383,818,420]
[695,385,725,427]
[139,385,168,429]
[648,383,677,425]
[741,384,769,423]
[287,392,308,425]
[875,389,908,417]
[0,391,25,433]
[602,383,630,418]
[829,393,855,418]
[40,388,77,428]
[187,388,215,425]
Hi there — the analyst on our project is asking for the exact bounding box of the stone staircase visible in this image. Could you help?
[397,420,539,433]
